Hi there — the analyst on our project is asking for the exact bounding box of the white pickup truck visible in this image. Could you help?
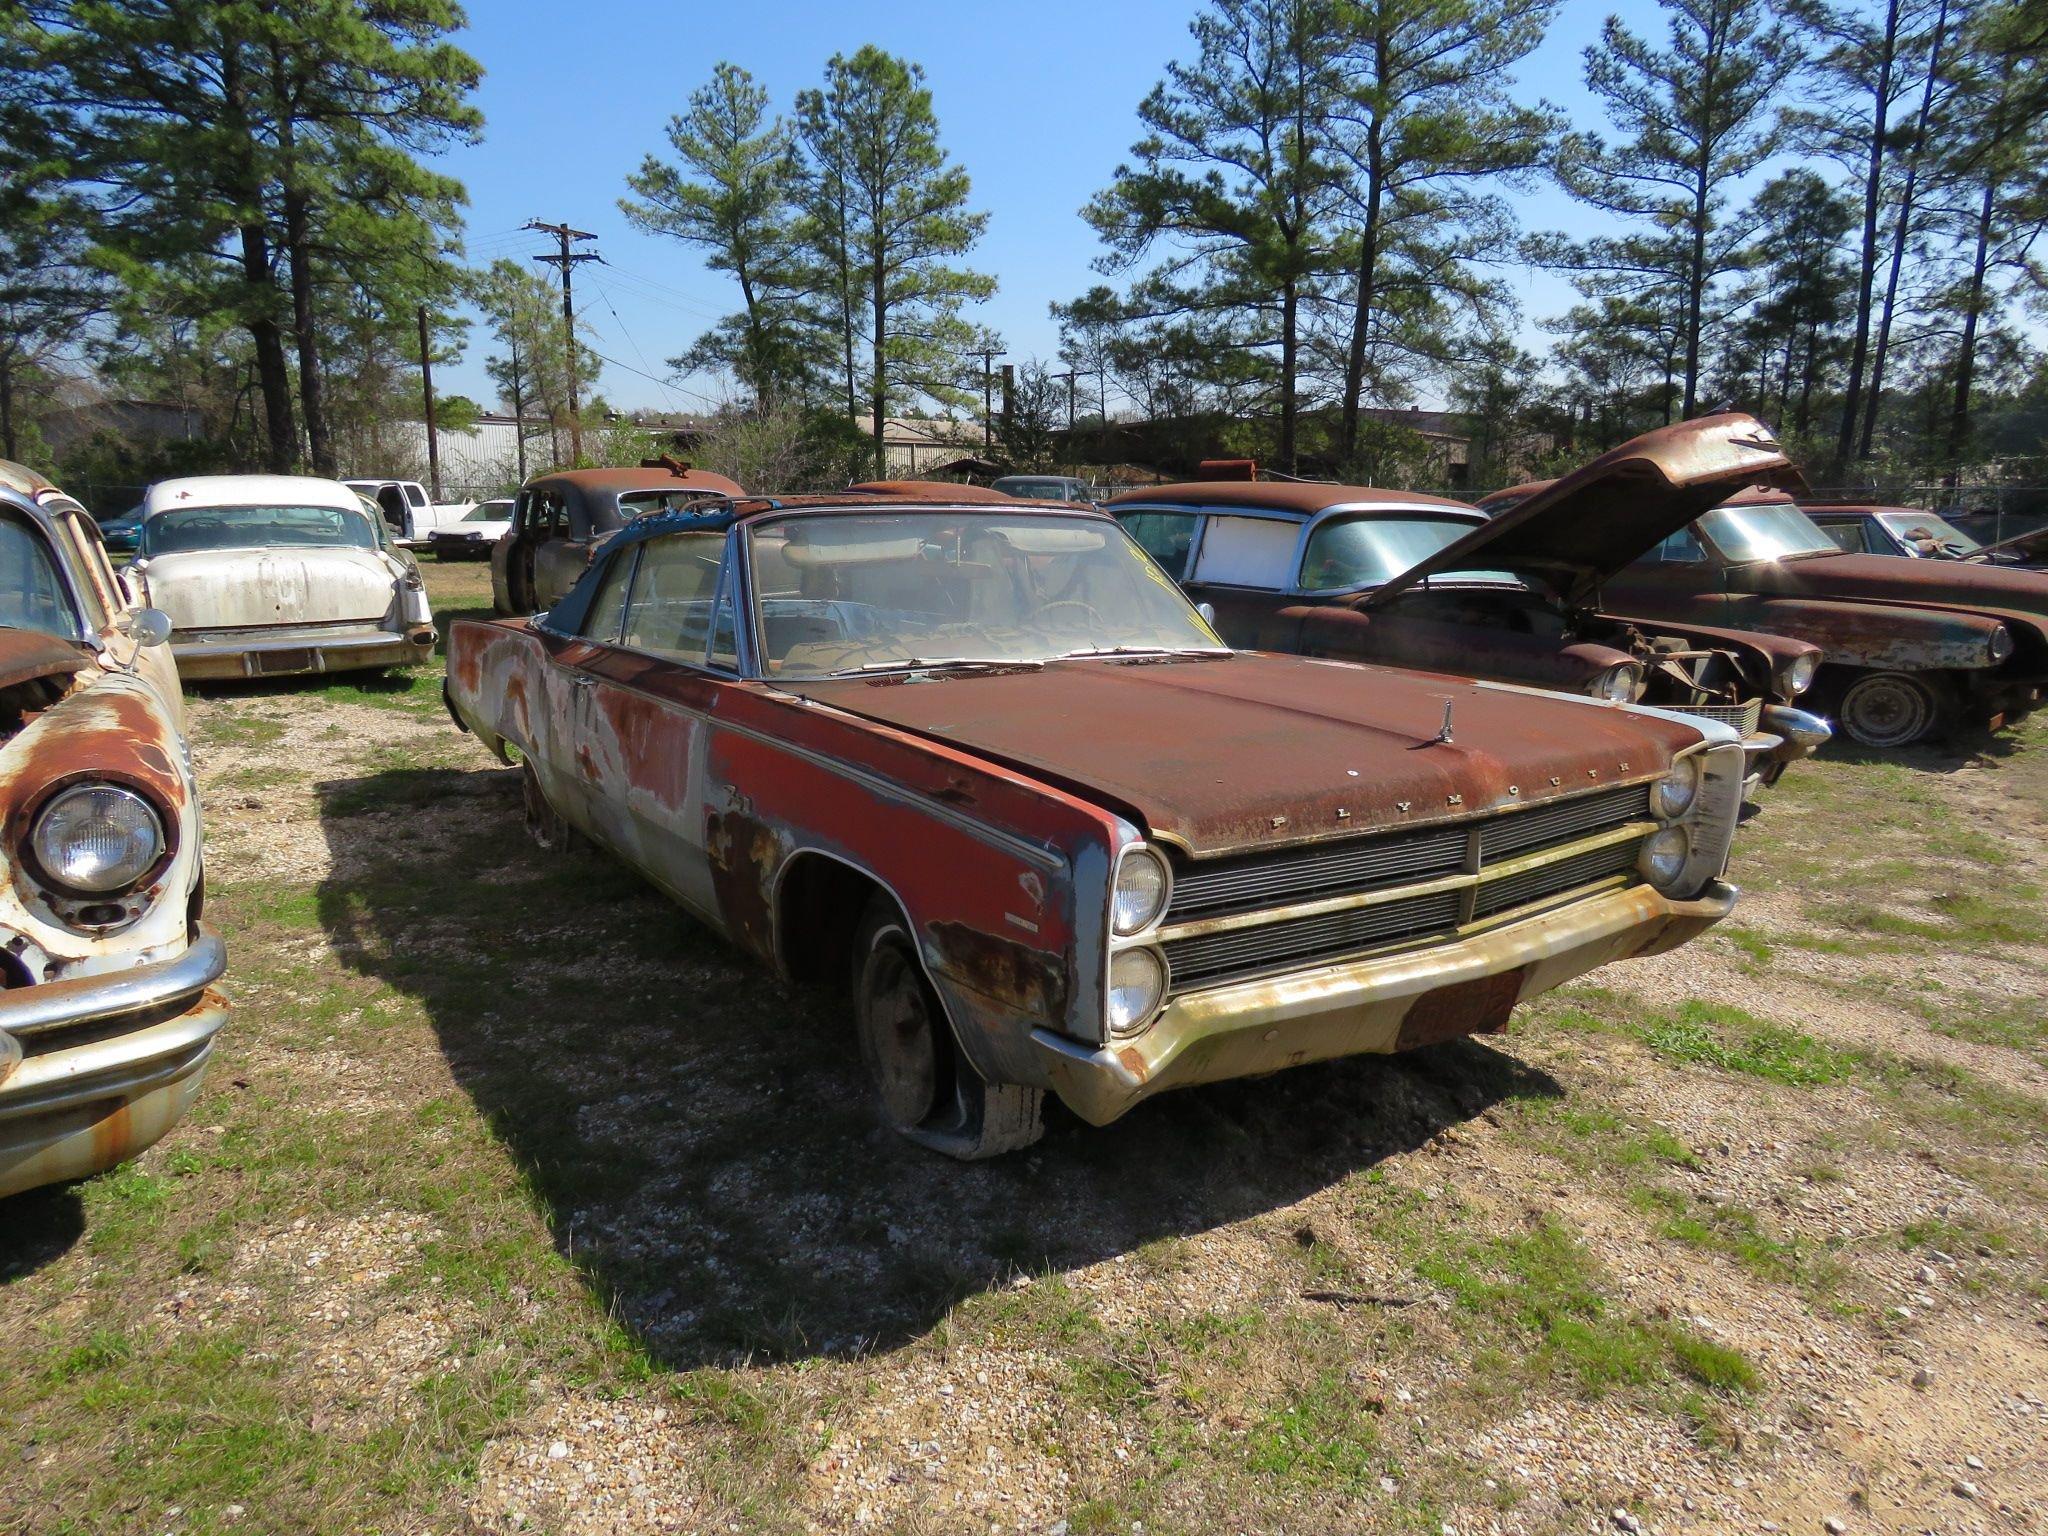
[343,478,473,549]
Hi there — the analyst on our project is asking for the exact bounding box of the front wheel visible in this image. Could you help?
[850,896,1044,1159]
[1836,670,1949,747]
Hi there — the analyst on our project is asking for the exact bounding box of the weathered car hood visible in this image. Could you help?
[0,627,89,694]
[1368,413,1807,610]
[789,652,1703,857]
[135,548,399,629]
[1745,551,2048,631]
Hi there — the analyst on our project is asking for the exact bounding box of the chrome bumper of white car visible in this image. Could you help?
[0,928,230,1199]
[172,620,437,679]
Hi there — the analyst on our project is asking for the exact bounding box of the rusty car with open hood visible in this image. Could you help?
[442,492,1745,1157]
[1108,413,1830,793]
[1481,476,2048,749]
[128,473,438,681]
[0,460,227,1200]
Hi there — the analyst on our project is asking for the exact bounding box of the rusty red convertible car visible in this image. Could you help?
[444,493,1745,1157]
[1108,415,1831,791]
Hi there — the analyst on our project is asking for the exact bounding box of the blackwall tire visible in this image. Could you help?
[850,895,1044,1159]
[520,759,574,853]
[1838,671,1943,747]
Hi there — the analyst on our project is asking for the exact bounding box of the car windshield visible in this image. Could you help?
[617,488,728,524]
[748,511,1223,677]
[141,504,381,555]
[1700,503,1840,562]
[999,479,1077,501]
[1298,512,1518,591]
[0,514,83,640]
[464,503,510,523]
[1878,511,1982,554]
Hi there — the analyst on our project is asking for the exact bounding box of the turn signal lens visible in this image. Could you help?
[1652,758,1702,821]
[30,784,165,895]
[1637,826,1691,891]
[1107,948,1167,1037]
[1112,846,1170,935]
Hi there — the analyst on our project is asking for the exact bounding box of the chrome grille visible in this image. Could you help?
[1668,698,1762,735]
[1161,781,1655,993]
[1471,838,1639,919]
[1164,891,1464,990]
[1168,825,1466,920]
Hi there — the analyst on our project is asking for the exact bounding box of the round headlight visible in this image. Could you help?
[1107,947,1167,1037]
[1988,625,2014,663]
[30,784,165,895]
[1652,758,1702,820]
[1112,846,1170,935]
[1781,652,1818,696]
[1590,663,1642,703]
[1637,826,1691,891]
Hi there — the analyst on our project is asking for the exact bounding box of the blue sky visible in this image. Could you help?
[432,0,1670,413]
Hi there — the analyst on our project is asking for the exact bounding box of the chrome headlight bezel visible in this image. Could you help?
[1591,662,1643,703]
[1107,947,1167,1038]
[1651,757,1702,821]
[1988,625,2014,663]
[1637,825,1691,891]
[26,781,169,898]
[1779,651,1819,696]
[1112,844,1171,936]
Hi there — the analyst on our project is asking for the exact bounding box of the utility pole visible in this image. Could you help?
[507,332,528,482]
[973,345,1001,448]
[527,219,601,463]
[417,304,441,503]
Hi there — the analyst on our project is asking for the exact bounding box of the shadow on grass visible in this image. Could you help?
[0,1187,85,1281]
[317,765,1562,1370]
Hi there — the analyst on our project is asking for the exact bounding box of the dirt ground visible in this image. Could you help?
[3,559,2044,1536]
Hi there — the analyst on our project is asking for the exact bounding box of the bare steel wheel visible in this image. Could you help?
[1837,671,1943,748]
[519,758,573,852]
[851,895,1044,1159]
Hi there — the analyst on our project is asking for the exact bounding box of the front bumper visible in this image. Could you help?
[0,928,230,1199]
[1747,705,1833,789]
[1031,880,1735,1126]
[172,620,437,680]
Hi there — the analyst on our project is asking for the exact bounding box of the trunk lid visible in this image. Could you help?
[137,548,398,629]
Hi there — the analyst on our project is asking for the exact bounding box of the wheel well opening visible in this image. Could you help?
[777,853,886,990]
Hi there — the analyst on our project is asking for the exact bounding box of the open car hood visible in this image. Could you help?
[1365,413,1809,610]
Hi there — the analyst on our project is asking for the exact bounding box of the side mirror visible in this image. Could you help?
[127,608,174,648]
[1196,602,1217,626]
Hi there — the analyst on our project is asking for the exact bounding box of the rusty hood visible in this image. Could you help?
[0,627,89,694]
[1368,413,1808,610]
[786,653,1703,858]
[1749,550,2048,637]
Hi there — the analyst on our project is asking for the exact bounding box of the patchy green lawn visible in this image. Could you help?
[4,563,2044,1534]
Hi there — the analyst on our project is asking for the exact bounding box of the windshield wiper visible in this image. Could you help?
[1053,644,1233,660]
[853,656,1045,673]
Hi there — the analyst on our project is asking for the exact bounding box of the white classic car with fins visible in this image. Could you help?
[129,475,438,680]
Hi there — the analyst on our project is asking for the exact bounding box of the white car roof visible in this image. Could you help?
[144,474,366,516]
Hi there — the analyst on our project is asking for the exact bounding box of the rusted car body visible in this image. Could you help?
[492,464,744,616]
[847,479,1023,502]
[1481,477,2048,748]
[0,461,228,1200]
[444,491,1743,1157]
[130,474,438,681]
[1108,416,1831,792]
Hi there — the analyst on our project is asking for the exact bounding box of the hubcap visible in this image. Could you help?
[1841,674,1932,747]
[860,941,940,1128]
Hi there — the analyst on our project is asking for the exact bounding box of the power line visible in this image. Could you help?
[527,218,601,460]
[587,275,686,415]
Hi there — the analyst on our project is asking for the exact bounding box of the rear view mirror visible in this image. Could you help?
[127,608,173,648]
[1196,602,1217,626]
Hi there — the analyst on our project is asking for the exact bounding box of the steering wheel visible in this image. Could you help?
[1039,599,1107,629]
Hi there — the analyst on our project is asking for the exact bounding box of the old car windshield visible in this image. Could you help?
[464,502,511,523]
[1699,504,1840,563]
[748,511,1221,677]
[142,505,380,556]
[1299,513,1518,591]
[617,489,729,523]
[0,514,83,640]
[1878,511,1982,553]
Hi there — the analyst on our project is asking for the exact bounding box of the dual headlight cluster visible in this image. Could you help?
[1106,846,1171,1038]
[27,783,168,907]
[1637,756,1704,892]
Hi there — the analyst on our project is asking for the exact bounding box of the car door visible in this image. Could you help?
[573,528,736,923]
[534,491,590,611]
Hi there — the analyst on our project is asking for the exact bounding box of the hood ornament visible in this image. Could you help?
[1431,697,1454,746]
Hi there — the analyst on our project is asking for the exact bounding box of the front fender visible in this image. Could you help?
[1293,606,1628,691]
[1740,597,2011,671]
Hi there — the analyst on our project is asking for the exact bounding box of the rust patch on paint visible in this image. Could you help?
[1394,967,1527,1051]
[705,809,782,961]
[928,920,1067,1020]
